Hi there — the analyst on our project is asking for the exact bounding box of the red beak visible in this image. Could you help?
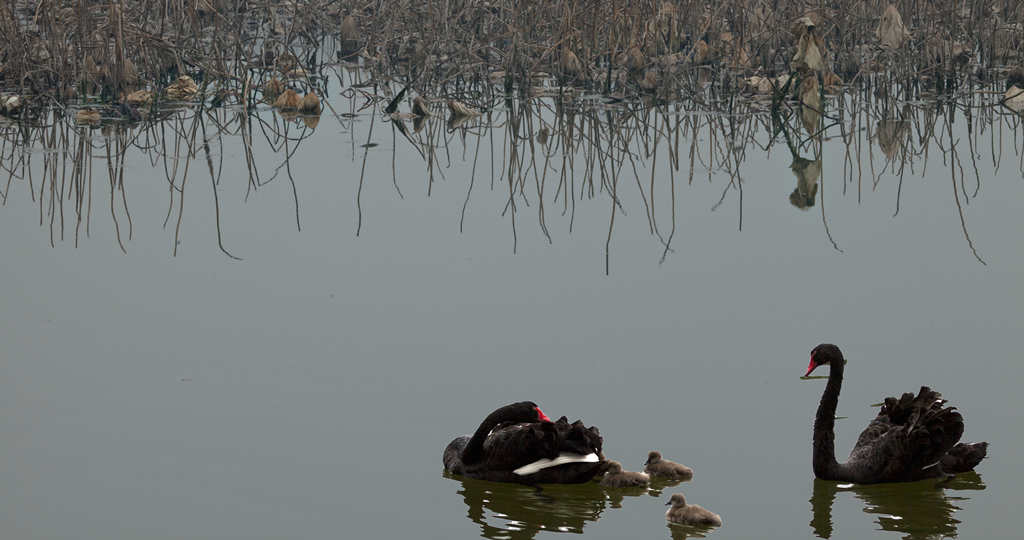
[804,357,817,377]
[535,407,552,423]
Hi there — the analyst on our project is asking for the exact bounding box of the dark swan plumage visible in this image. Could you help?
[806,344,988,484]
[442,401,606,484]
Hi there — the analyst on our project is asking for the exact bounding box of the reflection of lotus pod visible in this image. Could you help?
[76,108,101,125]
[993,24,1023,61]
[261,47,275,67]
[653,2,682,53]
[877,4,911,50]
[877,112,911,158]
[302,115,320,129]
[447,112,477,130]
[84,56,100,83]
[799,77,822,134]
[447,100,480,117]
[339,15,360,59]
[743,76,774,95]
[340,15,359,42]
[123,89,153,106]
[560,48,583,78]
[276,52,298,73]
[949,43,971,64]
[2,95,23,114]
[638,69,658,91]
[618,46,645,71]
[1004,85,1024,114]
[654,52,687,67]
[412,96,430,117]
[274,89,301,110]
[730,44,752,68]
[300,92,321,113]
[537,127,549,146]
[413,115,426,133]
[166,75,199,100]
[799,77,820,104]
[822,71,843,93]
[692,40,710,64]
[789,157,821,209]
[263,77,284,99]
[120,57,139,86]
[923,38,970,65]
[390,113,411,137]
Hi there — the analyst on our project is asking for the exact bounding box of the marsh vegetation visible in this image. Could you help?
[1,1,1023,271]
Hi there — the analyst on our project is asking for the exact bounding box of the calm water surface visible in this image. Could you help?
[2,79,1022,539]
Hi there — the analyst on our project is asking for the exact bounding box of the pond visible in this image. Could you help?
[1,70,1022,540]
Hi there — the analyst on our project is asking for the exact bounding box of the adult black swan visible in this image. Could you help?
[805,344,988,483]
[443,401,606,484]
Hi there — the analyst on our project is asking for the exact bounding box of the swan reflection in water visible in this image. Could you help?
[667,522,716,540]
[809,473,986,539]
[446,472,671,539]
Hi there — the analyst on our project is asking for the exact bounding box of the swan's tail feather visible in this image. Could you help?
[941,441,989,473]
[880,386,965,473]
[561,417,603,457]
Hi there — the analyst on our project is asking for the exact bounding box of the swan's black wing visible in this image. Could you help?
[479,421,562,470]
[848,386,965,482]
[480,417,603,468]
[444,427,542,476]
[450,417,605,483]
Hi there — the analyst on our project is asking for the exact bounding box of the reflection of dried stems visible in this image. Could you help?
[1,94,319,256]
[3,65,1017,267]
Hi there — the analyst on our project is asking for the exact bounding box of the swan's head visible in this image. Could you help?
[645,451,662,465]
[666,493,687,507]
[506,401,552,423]
[605,460,623,474]
[806,343,843,376]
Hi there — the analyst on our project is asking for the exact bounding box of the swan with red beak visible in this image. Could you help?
[443,401,605,484]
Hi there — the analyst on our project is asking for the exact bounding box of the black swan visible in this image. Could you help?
[442,401,606,484]
[644,451,693,480]
[665,493,722,526]
[805,343,988,483]
[600,460,649,487]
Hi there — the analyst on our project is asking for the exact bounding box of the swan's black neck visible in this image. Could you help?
[813,360,846,480]
[460,407,512,465]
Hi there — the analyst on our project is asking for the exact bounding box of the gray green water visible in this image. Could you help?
[2,79,1022,539]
